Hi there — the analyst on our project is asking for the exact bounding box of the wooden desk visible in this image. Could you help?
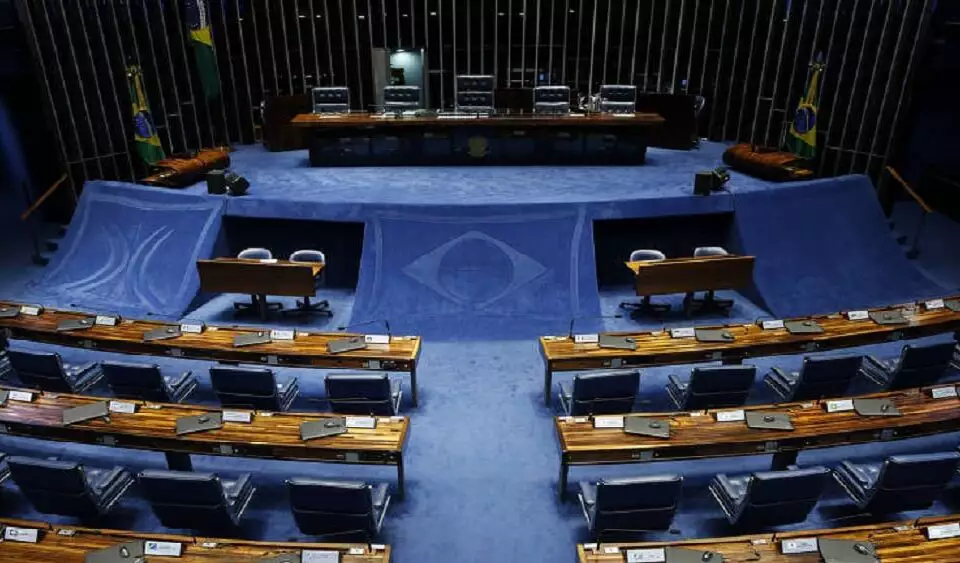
[0,387,410,499]
[577,515,960,562]
[197,258,324,321]
[626,255,755,296]
[0,517,391,562]
[555,384,960,499]
[540,297,960,404]
[0,302,423,406]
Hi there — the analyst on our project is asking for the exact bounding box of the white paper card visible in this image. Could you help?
[582,543,598,551]
[180,322,204,334]
[781,538,818,554]
[574,333,600,344]
[95,315,118,327]
[371,544,386,551]
[670,327,695,338]
[760,320,785,330]
[108,401,137,414]
[348,548,365,555]
[9,390,33,402]
[364,334,390,344]
[270,329,295,341]
[926,299,945,310]
[932,386,958,399]
[603,546,620,554]
[223,411,253,423]
[258,258,278,264]
[573,416,589,423]
[302,550,340,563]
[847,310,869,320]
[715,409,745,422]
[593,416,625,429]
[144,541,182,556]
[345,416,377,429]
[625,548,666,562]
[928,522,960,539]
[20,305,41,316]
[825,399,855,413]
[3,527,39,543]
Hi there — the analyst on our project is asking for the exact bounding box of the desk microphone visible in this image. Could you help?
[337,319,392,336]
[568,314,622,340]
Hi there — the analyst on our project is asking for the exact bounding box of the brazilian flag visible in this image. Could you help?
[785,57,824,160]
[186,0,220,100]
[126,66,165,165]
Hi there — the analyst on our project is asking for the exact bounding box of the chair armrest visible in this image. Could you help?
[667,373,685,389]
[770,366,788,379]
[578,481,598,506]
[370,482,390,508]
[166,371,193,390]
[862,355,889,372]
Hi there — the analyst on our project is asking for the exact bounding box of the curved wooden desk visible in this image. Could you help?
[0,302,423,406]
[0,517,391,562]
[540,297,960,404]
[0,387,410,499]
[555,384,960,499]
[578,515,960,562]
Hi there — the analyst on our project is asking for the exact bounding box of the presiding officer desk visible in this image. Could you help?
[577,515,960,562]
[555,383,960,498]
[540,296,960,404]
[0,386,410,498]
[0,301,423,406]
[625,254,756,301]
[197,258,324,321]
[0,517,391,561]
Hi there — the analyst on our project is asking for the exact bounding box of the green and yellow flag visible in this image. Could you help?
[785,57,824,160]
[186,0,220,100]
[126,65,165,165]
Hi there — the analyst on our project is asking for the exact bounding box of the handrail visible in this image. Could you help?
[19,174,68,222]
[886,165,933,213]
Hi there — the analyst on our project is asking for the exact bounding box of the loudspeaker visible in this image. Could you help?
[224,172,250,196]
[694,167,731,196]
[206,169,226,194]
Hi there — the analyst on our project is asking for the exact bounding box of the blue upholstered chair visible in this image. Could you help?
[209,365,299,411]
[557,369,640,415]
[764,355,863,401]
[286,478,391,539]
[233,247,283,317]
[138,470,255,531]
[683,246,735,315]
[619,249,670,315]
[666,365,756,410]
[102,361,198,403]
[709,466,829,528]
[324,374,402,415]
[578,475,683,539]
[833,452,960,514]
[8,457,133,520]
[0,453,9,485]
[8,349,101,393]
[860,342,956,390]
[282,249,332,317]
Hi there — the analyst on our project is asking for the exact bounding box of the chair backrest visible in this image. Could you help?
[890,342,956,388]
[737,467,828,526]
[138,470,235,530]
[866,452,960,513]
[8,350,72,392]
[570,370,640,415]
[286,478,376,537]
[289,249,326,264]
[210,366,280,410]
[629,249,666,262]
[325,374,393,415]
[593,475,683,534]
[683,365,756,409]
[694,246,729,257]
[237,247,272,260]
[791,355,863,400]
[8,457,99,517]
[102,361,168,401]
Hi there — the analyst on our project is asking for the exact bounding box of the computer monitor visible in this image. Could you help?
[383,85,421,111]
[533,85,571,114]
[598,84,636,114]
[312,87,350,113]
[456,92,495,113]
[456,75,496,93]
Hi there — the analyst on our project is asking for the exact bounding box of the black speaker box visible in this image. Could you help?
[206,169,226,194]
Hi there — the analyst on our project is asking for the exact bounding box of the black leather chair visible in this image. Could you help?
[7,349,102,393]
[764,355,863,401]
[8,457,133,520]
[209,366,299,411]
[286,478,390,539]
[577,475,683,539]
[833,452,960,514]
[325,374,402,415]
[860,342,956,389]
[138,470,255,532]
[557,369,640,415]
[102,361,198,403]
[666,365,756,410]
[709,466,829,528]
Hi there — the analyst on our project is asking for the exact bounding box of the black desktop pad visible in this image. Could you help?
[598,334,637,350]
[301,417,347,441]
[175,412,224,435]
[784,320,824,334]
[62,401,110,426]
[745,411,794,431]
[143,326,182,342]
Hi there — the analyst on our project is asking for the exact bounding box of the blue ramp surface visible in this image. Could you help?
[22,182,224,318]
[733,175,945,316]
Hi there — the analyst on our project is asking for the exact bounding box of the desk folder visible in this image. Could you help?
[598,334,636,350]
[234,332,272,347]
[745,411,793,430]
[62,401,110,426]
[869,310,907,325]
[665,547,724,562]
[143,326,181,342]
[84,541,145,563]
[853,398,901,417]
[784,320,824,334]
[695,329,735,343]
[301,417,347,440]
[57,318,95,332]
[327,336,367,354]
[176,412,224,435]
[818,539,878,563]
[624,417,670,438]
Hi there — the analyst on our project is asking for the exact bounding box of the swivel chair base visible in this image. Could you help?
[619,296,670,317]
[282,296,333,317]
[682,290,734,317]
[234,294,283,321]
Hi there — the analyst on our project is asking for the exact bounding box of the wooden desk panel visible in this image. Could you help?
[0,302,422,406]
[577,516,960,562]
[291,112,665,129]
[197,258,323,297]
[626,255,755,296]
[555,385,960,498]
[0,518,391,562]
[539,297,960,404]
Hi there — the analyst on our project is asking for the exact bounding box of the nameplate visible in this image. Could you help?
[108,401,137,414]
[302,551,340,563]
[364,334,390,344]
[370,544,386,551]
[179,322,205,334]
[625,548,666,562]
[669,327,695,338]
[593,416,624,429]
[3,526,39,543]
[20,305,42,316]
[9,390,33,402]
[583,543,598,551]
[603,546,620,554]
[258,258,278,264]
[931,386,958,399]
[574,333,599,344]
[825,399,855,413]
[270,329,296,341]
[781,537,818,554]
[928,522,960,539]
[345,416,377,429]
[348,547,365,555]
[846,310,869,320]
[56,529,76,536]
[223,411,253,423]
[925,298,945,310]
[715,410,745,422]
[760,320,784,330]
[366,360,381,370]
[95,315,119,327]
[144,540,182,556]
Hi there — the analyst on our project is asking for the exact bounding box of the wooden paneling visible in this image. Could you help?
[197,258,322,297]
[626,255,755,296]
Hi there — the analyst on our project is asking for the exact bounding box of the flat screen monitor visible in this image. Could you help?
[383,85,421,110]
[598,84,637,113]
[533,85,571,114]
[457,75,495,93]
[456,91,495,112]
[312,87,350,113]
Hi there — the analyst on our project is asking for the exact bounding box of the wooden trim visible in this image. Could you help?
[887,165,933,213]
